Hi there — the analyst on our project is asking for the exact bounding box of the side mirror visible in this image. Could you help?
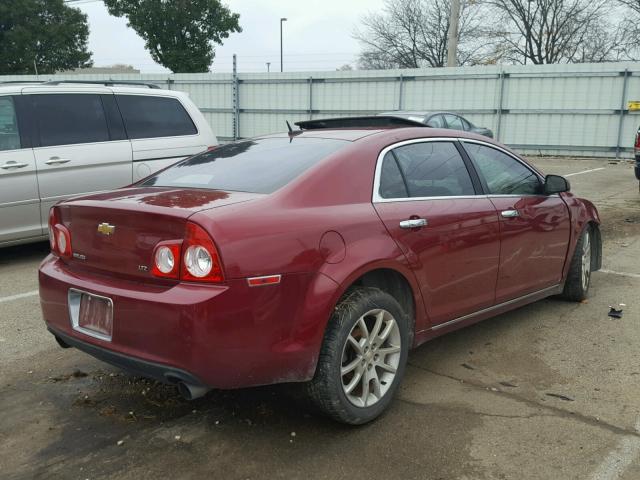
[544,174,570,195]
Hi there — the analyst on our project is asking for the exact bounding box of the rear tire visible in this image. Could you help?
[306,287,409,425]
[561,227,592,302]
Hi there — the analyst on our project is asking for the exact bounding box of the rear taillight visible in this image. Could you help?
[181,222,224,283]
[635,130,640,151]
[150,222,224,283]
[151,241,182,279]
[48,207,72,258]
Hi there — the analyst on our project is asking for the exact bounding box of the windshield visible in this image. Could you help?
[140,137,348,194]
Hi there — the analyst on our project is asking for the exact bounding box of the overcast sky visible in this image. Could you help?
[74,0,386,73]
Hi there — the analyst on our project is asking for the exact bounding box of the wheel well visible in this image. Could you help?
[351,268,416,343]
[588,221,602,271]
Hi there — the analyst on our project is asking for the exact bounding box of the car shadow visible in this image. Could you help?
[0,240,50,267]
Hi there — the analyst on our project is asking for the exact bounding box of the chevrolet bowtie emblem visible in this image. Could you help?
[97,222,115,236]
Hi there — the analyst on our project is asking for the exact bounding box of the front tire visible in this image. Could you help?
[306,287,409,425]
[561,227,592,301]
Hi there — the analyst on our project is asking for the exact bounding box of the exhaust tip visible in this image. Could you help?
[176,382,210,400]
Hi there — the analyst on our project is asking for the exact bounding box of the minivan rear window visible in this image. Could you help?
[140,137,347,194]
[116,95,197,139]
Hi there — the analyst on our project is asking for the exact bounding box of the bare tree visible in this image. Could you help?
[618,0,640,13]
[482,0,629,64]
[573,19,636,62]
[614,1,640,60]
[354,0,485,69]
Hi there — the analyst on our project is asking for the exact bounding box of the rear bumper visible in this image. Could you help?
[635,154,640,180]
[39,255,338,389]
[48,325,205,386]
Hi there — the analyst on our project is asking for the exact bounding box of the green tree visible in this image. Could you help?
[0,0,92,74]
[104,0,241,73]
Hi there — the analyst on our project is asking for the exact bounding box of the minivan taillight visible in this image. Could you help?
[48,207,72,258]
[181,222,224,283]
[48,207,58,252]
[635,129,640,152]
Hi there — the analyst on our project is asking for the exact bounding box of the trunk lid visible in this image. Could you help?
[57,187,262,280]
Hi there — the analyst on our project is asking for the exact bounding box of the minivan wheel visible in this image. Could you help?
[561,227,592,302]
[307,287,409,425]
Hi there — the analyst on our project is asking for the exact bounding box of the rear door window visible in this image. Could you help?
[379,141,475,198]
[116,95,197,139]
[141,137,347,194]
[32,94,110,147]
[0,96,21,151]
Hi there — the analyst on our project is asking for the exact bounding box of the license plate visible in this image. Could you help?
[68,289,113,341]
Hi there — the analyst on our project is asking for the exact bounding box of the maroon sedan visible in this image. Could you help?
[39,118,601,424]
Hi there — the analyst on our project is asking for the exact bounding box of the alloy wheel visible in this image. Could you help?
[340,309,401,408]
[581,231,591,291]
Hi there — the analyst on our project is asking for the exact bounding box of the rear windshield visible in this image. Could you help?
[140,137,348,194]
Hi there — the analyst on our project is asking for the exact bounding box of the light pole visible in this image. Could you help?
[280,17,287,72]
[446,0,460,67]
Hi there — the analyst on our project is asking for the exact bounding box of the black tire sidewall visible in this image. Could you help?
[562,226,592,301]
[326,288,409,424]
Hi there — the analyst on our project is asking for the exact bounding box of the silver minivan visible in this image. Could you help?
[0,81,217,247]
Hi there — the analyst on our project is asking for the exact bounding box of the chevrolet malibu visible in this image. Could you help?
[39,118,602,424]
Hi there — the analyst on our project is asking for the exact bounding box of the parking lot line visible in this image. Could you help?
[599,269,640,279]
[0,290,39,303]
[590,418,640,480]
[564,167,606,177]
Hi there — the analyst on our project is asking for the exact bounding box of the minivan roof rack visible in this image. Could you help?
[42,80,161,89]
[295,116,427,130]
[0,80,162,89]
[0,80,47,85]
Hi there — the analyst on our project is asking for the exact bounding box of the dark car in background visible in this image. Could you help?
[379,111,493,138]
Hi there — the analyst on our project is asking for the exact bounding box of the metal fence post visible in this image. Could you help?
[398,74,404,110]
[232,54,239,141]
[308,76,313,120]
[495,70,507,142]
[615,69,630,159]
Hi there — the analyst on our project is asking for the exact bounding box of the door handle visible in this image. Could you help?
[501,209,520,218]
[45,157,70,165]
[399,218,428,229]
[0,161,28,169]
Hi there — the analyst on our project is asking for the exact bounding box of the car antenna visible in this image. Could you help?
[286,120,303,140]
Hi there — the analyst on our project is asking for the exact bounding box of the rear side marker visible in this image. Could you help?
[247,275,282,287]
